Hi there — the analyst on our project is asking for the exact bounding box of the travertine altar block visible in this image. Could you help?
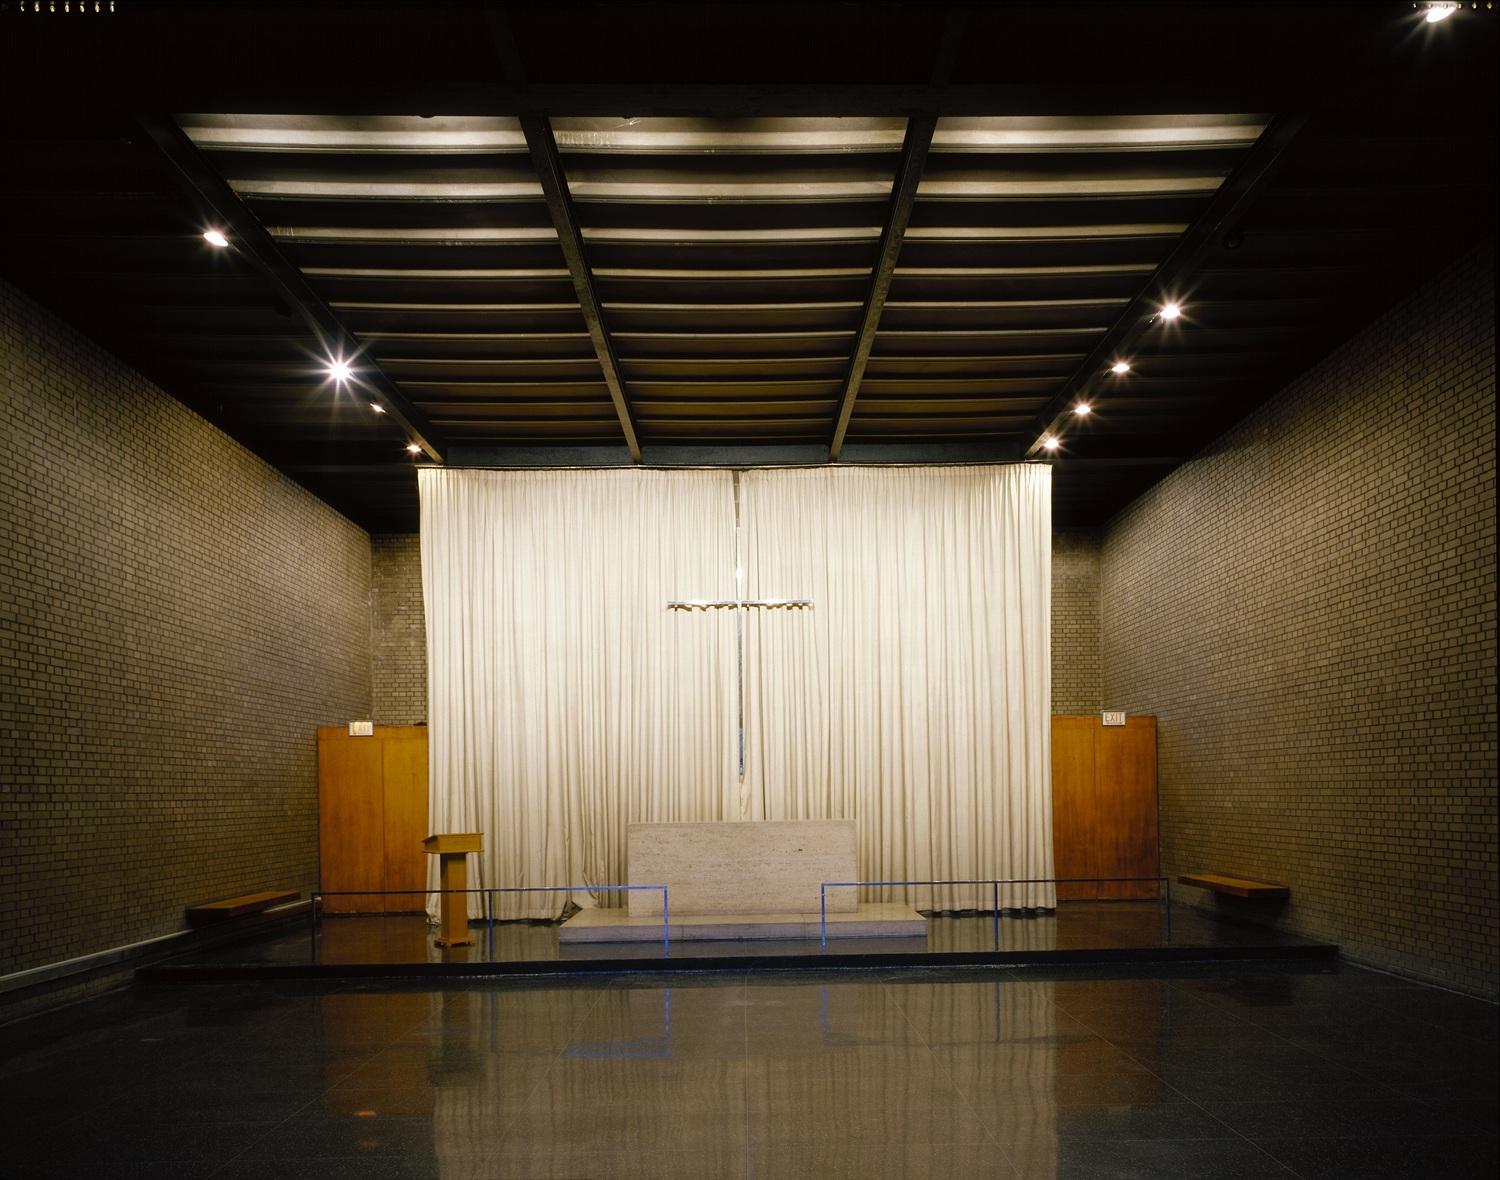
[627,820,858,917]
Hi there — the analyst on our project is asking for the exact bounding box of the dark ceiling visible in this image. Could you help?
[1,1,1494,532]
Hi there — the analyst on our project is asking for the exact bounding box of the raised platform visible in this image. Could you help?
[134,902,1340,984]
[559,901,925,943]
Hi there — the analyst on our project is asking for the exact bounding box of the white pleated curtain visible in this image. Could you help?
[741,466,1054,910]
[420,463,1053,920]
[420,468,738,919]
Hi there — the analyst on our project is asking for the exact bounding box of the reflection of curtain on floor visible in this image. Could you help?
[420,468,737,919]
[741,466,1054,911]
[420,464,1052,919]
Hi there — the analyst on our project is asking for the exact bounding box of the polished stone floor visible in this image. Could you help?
[173,900,1326,970]
[0,962,1494,1178]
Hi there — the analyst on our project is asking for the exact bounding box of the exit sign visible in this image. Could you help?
[1101,711,1126,726]
[348,720,374,737]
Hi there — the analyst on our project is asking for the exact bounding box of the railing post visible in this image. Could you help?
[992,880,1000,949]
[820,885,827,952]
[661,886,670,958]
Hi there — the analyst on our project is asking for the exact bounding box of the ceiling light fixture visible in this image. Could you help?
[1424,2,1458,21]
[1110,360,1131,374]
[1074,403,1092,416]
[1041,436,1061,452]
[1159,302,1182,320]
[406,443,422,455]
[328,359,352,382]
[370,402,386,414]
[203,229,229,248]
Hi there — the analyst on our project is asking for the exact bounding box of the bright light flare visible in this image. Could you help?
[369,402,386,414]
[1110,360,1131,374]
[1159,302,1182,320]
[328,359,353,382]
[1425,3,1457,22]
[406,443,422,454]
[1041,436,1061,452]
[203,229,229,248]
[1074,403,1092,416]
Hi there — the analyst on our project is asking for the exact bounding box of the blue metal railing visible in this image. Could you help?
[818,876,1172,950]
[310,884,671,959]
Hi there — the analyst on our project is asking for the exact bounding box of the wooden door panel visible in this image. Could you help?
[318,731,385,914]
[1096,717,1159,899]
[1051,716,1099,900]
[382,729,430,913]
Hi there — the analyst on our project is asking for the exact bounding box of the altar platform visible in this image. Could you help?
[557,901,927,943]
[136,900,1336,983]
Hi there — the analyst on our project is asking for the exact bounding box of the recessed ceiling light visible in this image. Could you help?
[406,443,422,454]
[370,402,386,414]
[328,359,352,382]
[1425,2,1458,21]
[1074,403,1092,416]
[1110,361,1131,374]
[203,229,229,248]
[1041,436,1060,452]
[1159,302,1182,320]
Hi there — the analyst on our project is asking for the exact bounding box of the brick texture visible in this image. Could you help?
[1101,242,1497,997]
[371,534,427,726]
[0,278,372,979]
[1052,527,1102,715]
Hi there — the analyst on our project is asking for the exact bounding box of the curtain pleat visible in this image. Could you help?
[420,468,737,919]
[741,466,1054,910]
[420,463,1052,921]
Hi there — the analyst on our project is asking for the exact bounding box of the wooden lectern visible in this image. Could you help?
[423,832,483,947]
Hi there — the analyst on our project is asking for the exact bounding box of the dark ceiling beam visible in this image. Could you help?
[828,114,937,461]
[1023,112,1309,459]
[131,113,447,463]
[519,115,642,463]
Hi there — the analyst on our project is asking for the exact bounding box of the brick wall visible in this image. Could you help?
[0,277,372,980]
[1101,243,1497,997]
[371,534,427,726]
[1051,527,1102,715]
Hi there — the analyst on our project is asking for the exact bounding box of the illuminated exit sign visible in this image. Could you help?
[1101,711,1126,726]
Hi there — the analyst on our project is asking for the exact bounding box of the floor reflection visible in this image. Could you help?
[4,961,1494,1179]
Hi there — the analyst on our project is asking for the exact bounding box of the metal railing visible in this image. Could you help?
[818,877,1172,950]
[310,884,671,958]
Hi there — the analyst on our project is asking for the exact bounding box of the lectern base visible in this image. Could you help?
[434,934,474,948]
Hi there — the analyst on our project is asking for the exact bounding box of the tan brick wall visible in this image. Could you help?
[1101,242,1497,996]
[371,533,427,725]
[1052,527,1102,714]
[0,277,372,978]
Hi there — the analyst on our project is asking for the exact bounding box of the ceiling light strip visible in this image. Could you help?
[133,113,446,463]
[1023,112,1308,459]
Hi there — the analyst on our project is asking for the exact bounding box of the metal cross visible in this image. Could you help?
[666,473,811,779]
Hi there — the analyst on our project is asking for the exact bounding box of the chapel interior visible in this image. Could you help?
[0,2,1495,1178]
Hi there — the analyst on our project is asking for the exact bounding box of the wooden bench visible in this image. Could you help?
[1178,873,1289,900]
[186,889,299,925]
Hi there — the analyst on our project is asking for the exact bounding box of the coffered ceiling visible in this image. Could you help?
[1,1,1494,531]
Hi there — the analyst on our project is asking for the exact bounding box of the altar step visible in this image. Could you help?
[558,902,926,944]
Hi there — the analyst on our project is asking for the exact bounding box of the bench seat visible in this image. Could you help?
[186,889,299,924]
[1177,873,1289,900]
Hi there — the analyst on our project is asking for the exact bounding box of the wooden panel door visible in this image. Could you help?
[1051,716,1099,900]
[1051,715,1159,902]
[382,728,429,913]
[318,731,385,914]
[1096,717,1159,899]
